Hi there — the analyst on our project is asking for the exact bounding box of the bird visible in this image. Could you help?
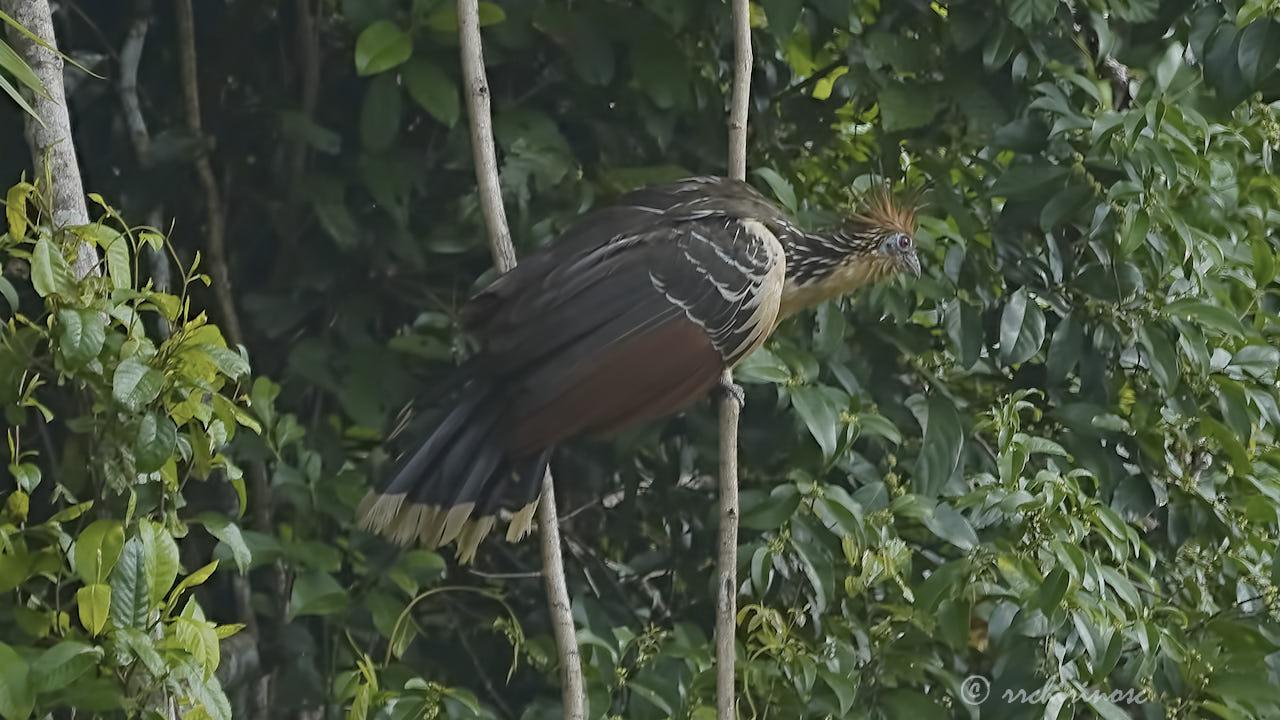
[358,175,920,562]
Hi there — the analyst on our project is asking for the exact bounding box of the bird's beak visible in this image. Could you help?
[902,251,921,278]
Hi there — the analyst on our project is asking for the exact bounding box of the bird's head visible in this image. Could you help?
[844,188,920,280]
[778,186,920,317]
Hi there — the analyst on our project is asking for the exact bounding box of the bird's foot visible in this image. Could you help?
[715,377,746,409]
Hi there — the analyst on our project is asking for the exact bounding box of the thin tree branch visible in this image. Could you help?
[718,1,752,718]
[173,0,245,347]
[119,0,151,164]
[1,0,99,279]
[456,1,584,717]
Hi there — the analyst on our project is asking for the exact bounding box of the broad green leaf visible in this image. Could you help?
[55,308,106,369]
[879,83,941,131]
[402,58,459,128]
[112,357,164,411]
[30,237,72,298]
[110,536,151,629]
[912,393,963,498]
[1252,236,1276,288]
[1163,299,1246,337]
[741,485,802,531]
[944,298,982,369]
[736,347,791,384]
[290,570,348,617]
[753,168,797,213]
[354,21,411,76]
[760,0,801,38]
[629,34,690,109]
[74,519,124,584]
[880,689,947,720]
[1237,18,1280,87]
[76,584,111,635]
[999,288,1046,365]
[0,641,32,720]
[103,232,130,290]
[790,385,843,458]
[140,520,180,604]
[197,513,251,574]
[135,411,177,473]
[174,614,220,679]
[1203,22,1249,108]
[31,642,102,693]
[0,275,17,311]
[921,503,978,550]
[5,182,32,239]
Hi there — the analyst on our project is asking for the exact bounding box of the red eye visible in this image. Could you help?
[896,234,912,250]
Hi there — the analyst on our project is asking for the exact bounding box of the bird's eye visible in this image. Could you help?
[896,233,912,251]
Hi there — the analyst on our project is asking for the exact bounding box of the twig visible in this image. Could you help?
[769,59,843,103]
[0,0,99,279]
[119,0,151,163]
[456,1,584,717]
[173,0,245,347]
[718,2,752,718]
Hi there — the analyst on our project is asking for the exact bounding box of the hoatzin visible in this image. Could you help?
[358,175,919,561]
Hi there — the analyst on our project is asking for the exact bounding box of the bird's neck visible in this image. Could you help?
[777,229,892,319]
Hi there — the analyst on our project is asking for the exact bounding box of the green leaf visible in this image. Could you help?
[1203,22,1249,108]
[1039,185,1093,230]
[76,584,111,636]
[989,163,1068,200]
[790,385,843,458]
[879,84,941,131]
[921,503,978,550]
[0,275,18,311]
[31,642,102,694]
[424,2,506,31]
[1252,236,1276,288]
[741,485,802,531]
[74,519,125,584]
[1163,299,1246,337]
[354,21,412,76]
[360,72,401,151]
[1046,312,1082,383]
[736,347,791,384]
[761,0,802,38]
[30,237,72,298]
[167,561,218,610]
[197,513,251,574]
[402,59,459,128]
[0,39,43,97]
[1139,325,1179,391]
[999,288,1046,365]
[103,232,130,289]
[110,536,151,629]
[944,298,982,368]
[1237,18,1280,87]
[1037,567,1070,613]
[135,411,177,473]
[912,393,963,498]
[174,613,220,679]
[753,168,797,213]
[112,357,164,411]
[55,308,105,369]
[290,570,349,617]
[140,520,180,605]
[5,182,32,240]
[0,641,32,720]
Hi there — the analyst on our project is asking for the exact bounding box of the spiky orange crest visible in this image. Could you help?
[855,185,919,236]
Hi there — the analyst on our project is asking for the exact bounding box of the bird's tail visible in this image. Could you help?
[356,378,551,563]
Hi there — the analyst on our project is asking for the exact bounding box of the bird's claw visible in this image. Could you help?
[716,378,745,409]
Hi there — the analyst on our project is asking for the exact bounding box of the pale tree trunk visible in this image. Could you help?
[1,0,97,279]
[456,1,586,717]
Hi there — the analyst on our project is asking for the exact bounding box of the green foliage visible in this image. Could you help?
[1,183,250,718]
[5,0,1280,718]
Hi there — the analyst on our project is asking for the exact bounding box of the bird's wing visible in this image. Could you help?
[469,209,787,455]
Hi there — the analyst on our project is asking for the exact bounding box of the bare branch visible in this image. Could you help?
[457,1,584,716]
[718,1,752,717]
[119,0,151,163]
[173,0,245,347]
[1,0,98,279]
